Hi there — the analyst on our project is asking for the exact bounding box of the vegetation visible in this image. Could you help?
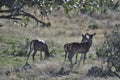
[96,24,120,72]
[0,0,119,26]
[88,24,99,29]
[0,0,120,80]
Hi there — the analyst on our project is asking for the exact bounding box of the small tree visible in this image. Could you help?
[0,0,119,26]
[96,24,120,72]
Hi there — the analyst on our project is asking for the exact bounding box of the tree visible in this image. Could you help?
[96,24,120,72]
[0,0,119,26]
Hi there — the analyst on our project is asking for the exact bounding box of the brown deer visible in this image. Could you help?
[64,33,88,64]
[26,39,50,64]
[67,33,96,68]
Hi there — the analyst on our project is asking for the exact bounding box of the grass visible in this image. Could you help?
[0,55,25,67]
[0,8,120,80]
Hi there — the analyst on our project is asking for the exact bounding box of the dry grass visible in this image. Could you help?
[0,8,120,80]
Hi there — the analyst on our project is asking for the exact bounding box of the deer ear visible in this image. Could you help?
[86,33,89,36]
[84,33,87,36]
[93,33,96,35]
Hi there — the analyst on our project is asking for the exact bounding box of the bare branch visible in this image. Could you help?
[21,10,48,26]
[0,9,50,26]
[0,14,22,20]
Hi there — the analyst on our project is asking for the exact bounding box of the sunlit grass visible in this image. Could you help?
[0,55,25,67]
[0,8,120,80]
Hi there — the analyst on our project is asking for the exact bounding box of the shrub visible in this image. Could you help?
[88,24,99,29]
[2,41,28,57]
[96,41,111,63]
[96,24,120,72]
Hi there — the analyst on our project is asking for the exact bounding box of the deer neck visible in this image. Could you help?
[88,38,93,47]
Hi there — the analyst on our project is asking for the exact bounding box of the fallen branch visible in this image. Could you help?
[0,15,22,20]
[0,9,11,13]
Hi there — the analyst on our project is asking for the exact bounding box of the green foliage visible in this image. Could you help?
[1,0,119,19]
[22,17,31,27]
[54,0,64,5]
[41,22,51,27]
[3,48,12,55]
[96,41,111,62]
[0,35,28,57]
[96,24,120,71]
[104,25,120,55]
[88,24,99,29]
[3,42,27,57]
[0,36,27,68]
[88,53,96,61]
[0,55,25,67]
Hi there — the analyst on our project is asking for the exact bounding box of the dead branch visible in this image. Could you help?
[0,9,50,26]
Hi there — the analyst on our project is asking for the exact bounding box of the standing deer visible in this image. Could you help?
[67,33,96,68]
[26,39,50,64]
[64,33,88,64]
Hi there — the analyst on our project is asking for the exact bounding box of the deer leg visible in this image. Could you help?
[68,52,75,69]
[40,51,42,60]
[75,53,78,64]
[78,54,83,67]
[32,50,37,62]
[83,53,87,64]
[26,49,32,64]
[64,50,68,61]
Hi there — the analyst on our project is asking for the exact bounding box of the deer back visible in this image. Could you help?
[70,42,90,53]
[36,40,48,51]
[64,33,88,52]
[69,33,96,54]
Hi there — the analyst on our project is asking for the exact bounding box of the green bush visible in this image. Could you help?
[2,41,28,57]
[96,24,120,72]
[88,24,99,29]
[88,53,96,61]
[12,42,28,57]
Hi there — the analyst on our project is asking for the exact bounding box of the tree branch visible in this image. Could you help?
[0,15,22,20]
[0,9,11,13]
[0,9,50,26]
[21,10,48,26]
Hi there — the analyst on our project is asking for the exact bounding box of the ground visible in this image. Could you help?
[0,7,120,80]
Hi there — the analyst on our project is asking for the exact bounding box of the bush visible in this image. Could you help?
[96,24,120,72]
[2,41,28,57]
[96,41,111,63]
[88,24,99,29]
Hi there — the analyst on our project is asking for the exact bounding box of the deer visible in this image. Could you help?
[64,33,88,64]
[67,33,96,68]
[26,39,50,64]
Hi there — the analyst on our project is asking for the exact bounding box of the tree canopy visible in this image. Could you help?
[0,0,119,26]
